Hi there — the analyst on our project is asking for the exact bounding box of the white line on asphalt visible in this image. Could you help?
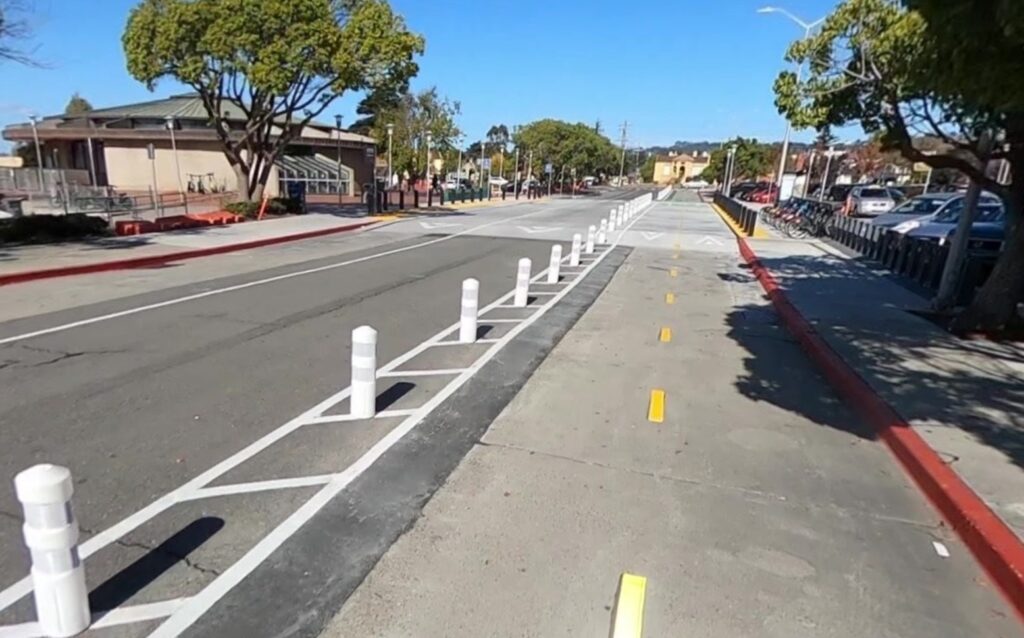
[0,193,653,631]
[478,319,521,323]
[0,202,580,347]
[181,476,335,501]
[0,599,187,638]
[932,541,950,558]
[378,368,467,377]
[147,199,658,638]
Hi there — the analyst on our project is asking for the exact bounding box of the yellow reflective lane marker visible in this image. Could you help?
[672,253,679,259]
[648,389,665,423]
[669,267,678,278]
[664,292,675,305]
[611,572,647,638]
[659,327,672,342]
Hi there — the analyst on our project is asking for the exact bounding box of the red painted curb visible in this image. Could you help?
[735,236,1024,623]
[0,219,380,287]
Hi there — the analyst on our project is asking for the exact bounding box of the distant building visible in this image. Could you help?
[651,151,710,185]
[1,94,377,198]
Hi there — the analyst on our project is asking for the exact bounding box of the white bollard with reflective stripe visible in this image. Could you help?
[586,225,596,254]
[547,245,562,284]
[15,464,90,638]
[598,219,607,244]
[570,233,582,266]
[514,258,531,307]
[608,212,616,232]
[351,325,377,418]
[459,278,479,343]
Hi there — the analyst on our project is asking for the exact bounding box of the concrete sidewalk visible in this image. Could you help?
[322,203,1018,636]
[0,212,392,279]
[747,237,1024,544]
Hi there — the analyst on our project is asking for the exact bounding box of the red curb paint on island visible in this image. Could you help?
[734,235,1024,623]
[0,219,380,287]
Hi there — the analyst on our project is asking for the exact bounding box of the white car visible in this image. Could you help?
[683,179,709,190]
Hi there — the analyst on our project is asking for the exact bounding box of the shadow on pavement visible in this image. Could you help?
[376,381,416,412]
[724,251,1024,474]
[88,516,224,614]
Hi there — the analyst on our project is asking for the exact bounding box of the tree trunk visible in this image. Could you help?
[952,189,1024,333]
[233,164,252,202]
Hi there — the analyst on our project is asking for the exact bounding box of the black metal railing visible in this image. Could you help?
[712,191,758,236]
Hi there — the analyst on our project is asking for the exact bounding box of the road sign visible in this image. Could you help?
[570,167,577,176]
[482,158,492,170]
[365,146,376,159]
[545,163,553,174]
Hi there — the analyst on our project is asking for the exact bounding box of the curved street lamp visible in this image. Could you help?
[758,6,825,201]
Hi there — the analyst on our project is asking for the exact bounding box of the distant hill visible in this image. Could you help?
[644,140,813,155]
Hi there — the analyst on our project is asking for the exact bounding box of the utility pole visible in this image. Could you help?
[617,121,628,185]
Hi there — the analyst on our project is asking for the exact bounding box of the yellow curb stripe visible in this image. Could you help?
[647,389,665,423]
[664,292,675,305]
[710,203,749,238]
[659,327,672,342]
[611,573,647,638]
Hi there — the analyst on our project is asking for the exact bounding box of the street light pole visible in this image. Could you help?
[725,145,738,196]
[426,132,433,190]
[758,6,824,202]
[335,114,344,205]
[165,116,188,213]
[386,123,394,190]
[479,139,486,189]
[803,149,816,198]
[28,115,44,192]
[818,146,836,202]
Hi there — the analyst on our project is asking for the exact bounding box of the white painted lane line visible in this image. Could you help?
[378,368,467,377]
[375,409,418,418]
[0,196,652,626]
[479,319,522,324]
[0,599,187,638]
[529,291,559,296]
[430,338,501,347]
[181,476,335,501]
[0,205,572,347]
[148,198,658,638]
[933,541,950,558]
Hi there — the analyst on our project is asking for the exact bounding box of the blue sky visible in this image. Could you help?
[0,0,844,150]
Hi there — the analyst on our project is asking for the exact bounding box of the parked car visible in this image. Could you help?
[730,182,761,200]
[843,186,900,216]
[893,194,1005,244]
[748,184,778,204]
[869,193,962,228]
[683,178,709,190]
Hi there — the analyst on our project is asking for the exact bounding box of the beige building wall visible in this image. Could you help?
[103,139,237,194]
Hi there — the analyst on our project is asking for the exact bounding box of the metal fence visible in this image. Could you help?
[823,213,1000,304]
[712,191,759,235]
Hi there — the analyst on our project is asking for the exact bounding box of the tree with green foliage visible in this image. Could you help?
[773,0,1024,331]
[701,138,774,184]
[123,0,424,201]
[513,119,619,180]
[639,154,656,182]
[64,93,93,116]
[360,87,461,182]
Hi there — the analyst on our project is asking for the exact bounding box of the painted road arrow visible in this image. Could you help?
[697,235,725,246]
[640,232,664,241]
[516,226,561,234]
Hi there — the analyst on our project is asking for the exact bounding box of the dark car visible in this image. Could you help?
[729,182,761,200]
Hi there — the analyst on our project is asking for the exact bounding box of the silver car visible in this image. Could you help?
[870,193,958,228]
[847,186,901,216]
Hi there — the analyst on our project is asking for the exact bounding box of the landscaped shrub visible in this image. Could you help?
[0,214,111,244]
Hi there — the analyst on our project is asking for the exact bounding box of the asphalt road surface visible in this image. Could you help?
[0,188,651,637]
[0,188,1018,638]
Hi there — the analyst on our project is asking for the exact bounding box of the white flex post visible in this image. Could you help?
[15,464,90,638]
[570,233,582,266]
[608,212,616,232]
[547,245,562,284]
[514,258,531,307]
[351,325,377,418]
[459,278,479,343]
[598,219,607,244]
[585,225,596,254]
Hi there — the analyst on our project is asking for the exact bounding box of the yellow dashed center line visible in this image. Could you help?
[665,292,675,305]
[610,572,647,638]
[647,389,665,423]
[669,267,678,278]
[659,327,672,342]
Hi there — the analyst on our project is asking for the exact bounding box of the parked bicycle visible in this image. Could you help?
[759,198,840,239]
